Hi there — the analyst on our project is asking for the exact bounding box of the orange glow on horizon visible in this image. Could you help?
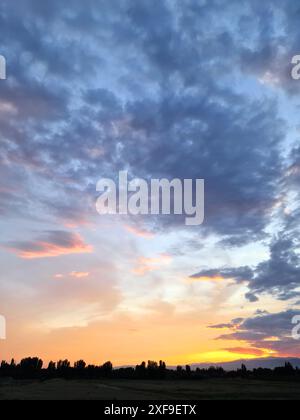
[185,349,273,365]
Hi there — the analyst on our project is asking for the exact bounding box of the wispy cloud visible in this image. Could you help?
[223,347,266,357]
[124,225,155,239]
[190,268,252,283]
[54,271,90,279]
[133,254,172,276]
[6,231,93,259]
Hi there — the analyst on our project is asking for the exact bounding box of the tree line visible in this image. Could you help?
[0,358,299,381]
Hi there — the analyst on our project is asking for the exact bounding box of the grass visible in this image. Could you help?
[1,378,300,400]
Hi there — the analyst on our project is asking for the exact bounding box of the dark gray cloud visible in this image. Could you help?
[191,230,300,301]
[191,267,253,283]
[209,318,244,330]
[250,235,300,300]
[0,1,299,274]
[245,292,259,303]
[214,310,300,356]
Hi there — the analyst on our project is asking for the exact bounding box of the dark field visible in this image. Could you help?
[1,378,300,400]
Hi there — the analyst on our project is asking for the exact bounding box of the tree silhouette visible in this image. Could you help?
[101,361,113,377]
[48,361,56,372]
[57,360,70,370]
[0,357,299,382]
[20,357,43,370]
[74,360,86,370]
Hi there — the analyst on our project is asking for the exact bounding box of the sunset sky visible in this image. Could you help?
[1,0,300,366]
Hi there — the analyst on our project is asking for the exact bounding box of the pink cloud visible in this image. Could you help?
[69,271,90,279]
[124,225,155,239]
[224,347,266,357]
[7,231,93,260]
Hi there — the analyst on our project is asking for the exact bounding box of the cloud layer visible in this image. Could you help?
[1,0,300,363]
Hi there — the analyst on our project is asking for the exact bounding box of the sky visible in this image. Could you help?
[0,0,300,366]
